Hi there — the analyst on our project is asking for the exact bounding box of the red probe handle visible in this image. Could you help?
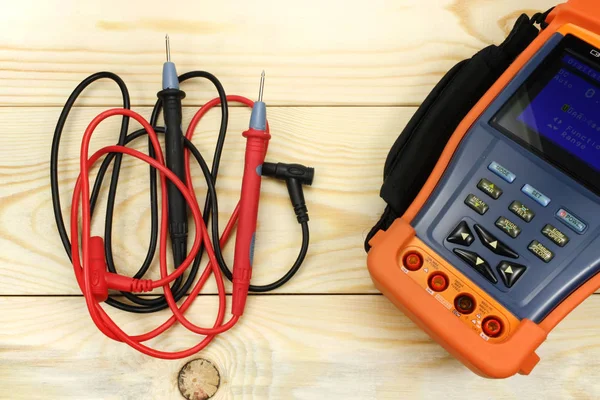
[232,128,271,315]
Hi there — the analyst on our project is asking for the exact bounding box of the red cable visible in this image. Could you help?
[70,96,266,359]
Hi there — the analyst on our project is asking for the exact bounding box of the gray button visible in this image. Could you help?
[542,224,569,247]
[521,184,551,207]
[465,194,489,215]
[509,201,535,222]
[495,216,521,238]
[477,178,502,200]
[528,240,554,263]
[488,161,516,183]
[556,208,587,233]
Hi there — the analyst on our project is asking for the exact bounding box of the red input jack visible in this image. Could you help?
[482,316,503,338]
[428,272,449,292]
[403,251,423,271]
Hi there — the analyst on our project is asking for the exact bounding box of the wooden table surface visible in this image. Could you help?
[3,0,600,399]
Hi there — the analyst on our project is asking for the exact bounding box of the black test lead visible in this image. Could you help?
[159,34,188,268]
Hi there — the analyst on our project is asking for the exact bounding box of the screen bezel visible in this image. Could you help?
[490,34,600,195]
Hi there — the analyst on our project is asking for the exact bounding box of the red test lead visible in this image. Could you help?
[232,71,271,315]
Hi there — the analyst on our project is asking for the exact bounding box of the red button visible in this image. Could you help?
[403,251,423,271]
[428,272,449,292]
[482,317,503,337]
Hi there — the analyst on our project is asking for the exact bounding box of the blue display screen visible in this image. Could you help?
[518,54,600,171]
[492,35,600,194]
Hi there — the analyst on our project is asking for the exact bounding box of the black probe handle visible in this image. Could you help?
[158,88,187,267]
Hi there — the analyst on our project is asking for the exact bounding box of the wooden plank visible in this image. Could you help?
[1,295,600,399]
[0,106,407,294]
[0,0,556,107]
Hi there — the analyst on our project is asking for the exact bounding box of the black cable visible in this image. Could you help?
[51,71,227,312]
[51,72,130,260]
[213,220,309,292]
[51,70,310,313]
[182,137,310,293]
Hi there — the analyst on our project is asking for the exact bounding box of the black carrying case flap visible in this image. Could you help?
[366,13,544,251]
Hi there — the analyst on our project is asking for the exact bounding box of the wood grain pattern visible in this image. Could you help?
[3,1,596,398]
[1,295,600,400]
[0,106,407,294]
[0,0,556,107]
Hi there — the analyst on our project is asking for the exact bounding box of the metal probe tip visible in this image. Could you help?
[258,70,265,102]
[165,34,171,62]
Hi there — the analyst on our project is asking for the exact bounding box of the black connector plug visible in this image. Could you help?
[261,162,314,223]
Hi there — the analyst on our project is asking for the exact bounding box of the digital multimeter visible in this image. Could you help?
[368,0,600,378]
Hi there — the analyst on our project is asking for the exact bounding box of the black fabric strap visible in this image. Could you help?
[366,13,547,252]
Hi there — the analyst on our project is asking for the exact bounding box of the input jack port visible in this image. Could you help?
[454,293,476,315]
[482,316,503,338]
[428,272,449,292]
[403,251,423,271]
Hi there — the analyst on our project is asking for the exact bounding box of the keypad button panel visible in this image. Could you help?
[414,121,600,322]
[450,166,590,291]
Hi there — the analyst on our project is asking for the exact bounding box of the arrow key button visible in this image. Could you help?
[453,248,497,284]
[497,261,527,288]
[474,224,519,259]
[447,221,475,246]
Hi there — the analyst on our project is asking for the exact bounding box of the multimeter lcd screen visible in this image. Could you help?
[519,54,600,169]
[492,35,600,194]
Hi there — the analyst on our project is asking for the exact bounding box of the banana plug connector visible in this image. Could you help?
[261,162,315,223]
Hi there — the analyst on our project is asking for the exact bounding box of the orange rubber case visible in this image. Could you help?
[367,0,600,379]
